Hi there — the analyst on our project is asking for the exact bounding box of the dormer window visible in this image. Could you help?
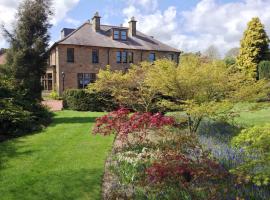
[114,30,120,40]
[121,31,127,40]
[113,29,128,40]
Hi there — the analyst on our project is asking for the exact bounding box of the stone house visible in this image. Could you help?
[44,12,181,95]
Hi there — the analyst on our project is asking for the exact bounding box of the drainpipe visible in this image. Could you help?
[107,48,110,65]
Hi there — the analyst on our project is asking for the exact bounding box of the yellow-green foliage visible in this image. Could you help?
[90,57,268,133]
[231,124,270,186]
[236,17,270,79]
[147,56,268,133]
[49,90,60,100]
[147,56,231,102]
[88,64,158,112]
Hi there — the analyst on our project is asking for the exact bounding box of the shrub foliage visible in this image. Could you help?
[232,124,270,186]
[63,89,117,111]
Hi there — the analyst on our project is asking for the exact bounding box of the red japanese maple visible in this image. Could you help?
[93,108,175,141]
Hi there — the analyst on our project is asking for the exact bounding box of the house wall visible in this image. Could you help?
[0,53,6,65]
[49,44,179,95]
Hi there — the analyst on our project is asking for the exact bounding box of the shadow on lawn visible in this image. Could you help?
[0,140,36,170]
[52,116,97,126]
[2,168,103,200]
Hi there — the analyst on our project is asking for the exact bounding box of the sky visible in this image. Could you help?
[1,0,270,55]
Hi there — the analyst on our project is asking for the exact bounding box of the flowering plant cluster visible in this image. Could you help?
[116,147,160,166]
[95,109,250,199]
[93,108,175,142]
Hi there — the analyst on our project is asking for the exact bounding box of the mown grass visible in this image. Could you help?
[0,111,113,200]
[234,102,270,126]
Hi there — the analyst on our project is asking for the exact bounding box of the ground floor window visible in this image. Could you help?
[41,73,53,91]
[169,53,174,61]
[78,73,96,89]
[149,53,156,62]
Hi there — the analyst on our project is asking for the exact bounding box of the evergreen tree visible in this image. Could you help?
[236,17,270,79]
[3,0,52,101]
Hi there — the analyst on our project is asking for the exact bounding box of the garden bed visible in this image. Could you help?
[98,108,270,200]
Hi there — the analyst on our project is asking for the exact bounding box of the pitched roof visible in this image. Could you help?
[54,21,180,53]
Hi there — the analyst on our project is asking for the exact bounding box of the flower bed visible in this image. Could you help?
[93,108,267,199]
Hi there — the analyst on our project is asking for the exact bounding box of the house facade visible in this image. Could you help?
[44,13,181,95]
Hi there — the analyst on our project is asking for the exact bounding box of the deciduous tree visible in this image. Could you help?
[203,45,221,60]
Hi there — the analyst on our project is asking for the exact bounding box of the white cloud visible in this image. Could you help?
[0,0,80,47]
[126,0,158,12]
[181,0,270,54]
[51,0,80,25]
[122,0,270,56]
[123,4,178,42]
[65,17,81,26]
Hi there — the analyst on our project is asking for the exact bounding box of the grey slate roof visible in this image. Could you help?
[54,21,180,53]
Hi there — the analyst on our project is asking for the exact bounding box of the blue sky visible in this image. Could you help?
[1,0,270,55]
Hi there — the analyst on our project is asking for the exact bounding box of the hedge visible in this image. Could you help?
[62,89,118,111]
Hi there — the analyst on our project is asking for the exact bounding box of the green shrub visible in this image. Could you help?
[258,61,270,80]
[0,98,32,136]
[0,77,52,139]
[231,124,270,186]
[49,90,60,100]
[63,89,117,111]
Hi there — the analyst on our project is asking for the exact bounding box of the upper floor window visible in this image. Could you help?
[149,53,156,62]
[67,48,74,63]
[92,49,99,64]
[114,30,120,40]
[128,52,133,63]
[121,31,127,40]
[116,51,122,63]
[122,51,127,63]
[78,73,96,89]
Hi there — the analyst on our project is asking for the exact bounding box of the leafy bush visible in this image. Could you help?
[93,108,175,144]
[231,124,270,186]
[258,61,270,80]
[0,77,52,139]
[0,98,32,136]
[63,89,117,111]
[49,90,60,100]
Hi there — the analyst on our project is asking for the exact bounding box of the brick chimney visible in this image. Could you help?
[92,12,101,31]
[129,16,137,36]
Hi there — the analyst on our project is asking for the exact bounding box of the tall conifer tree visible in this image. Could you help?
[4,0,52,101]
[236,17,270,79]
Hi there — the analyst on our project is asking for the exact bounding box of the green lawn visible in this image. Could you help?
[234,102,270,126]
[0,111,113,200]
